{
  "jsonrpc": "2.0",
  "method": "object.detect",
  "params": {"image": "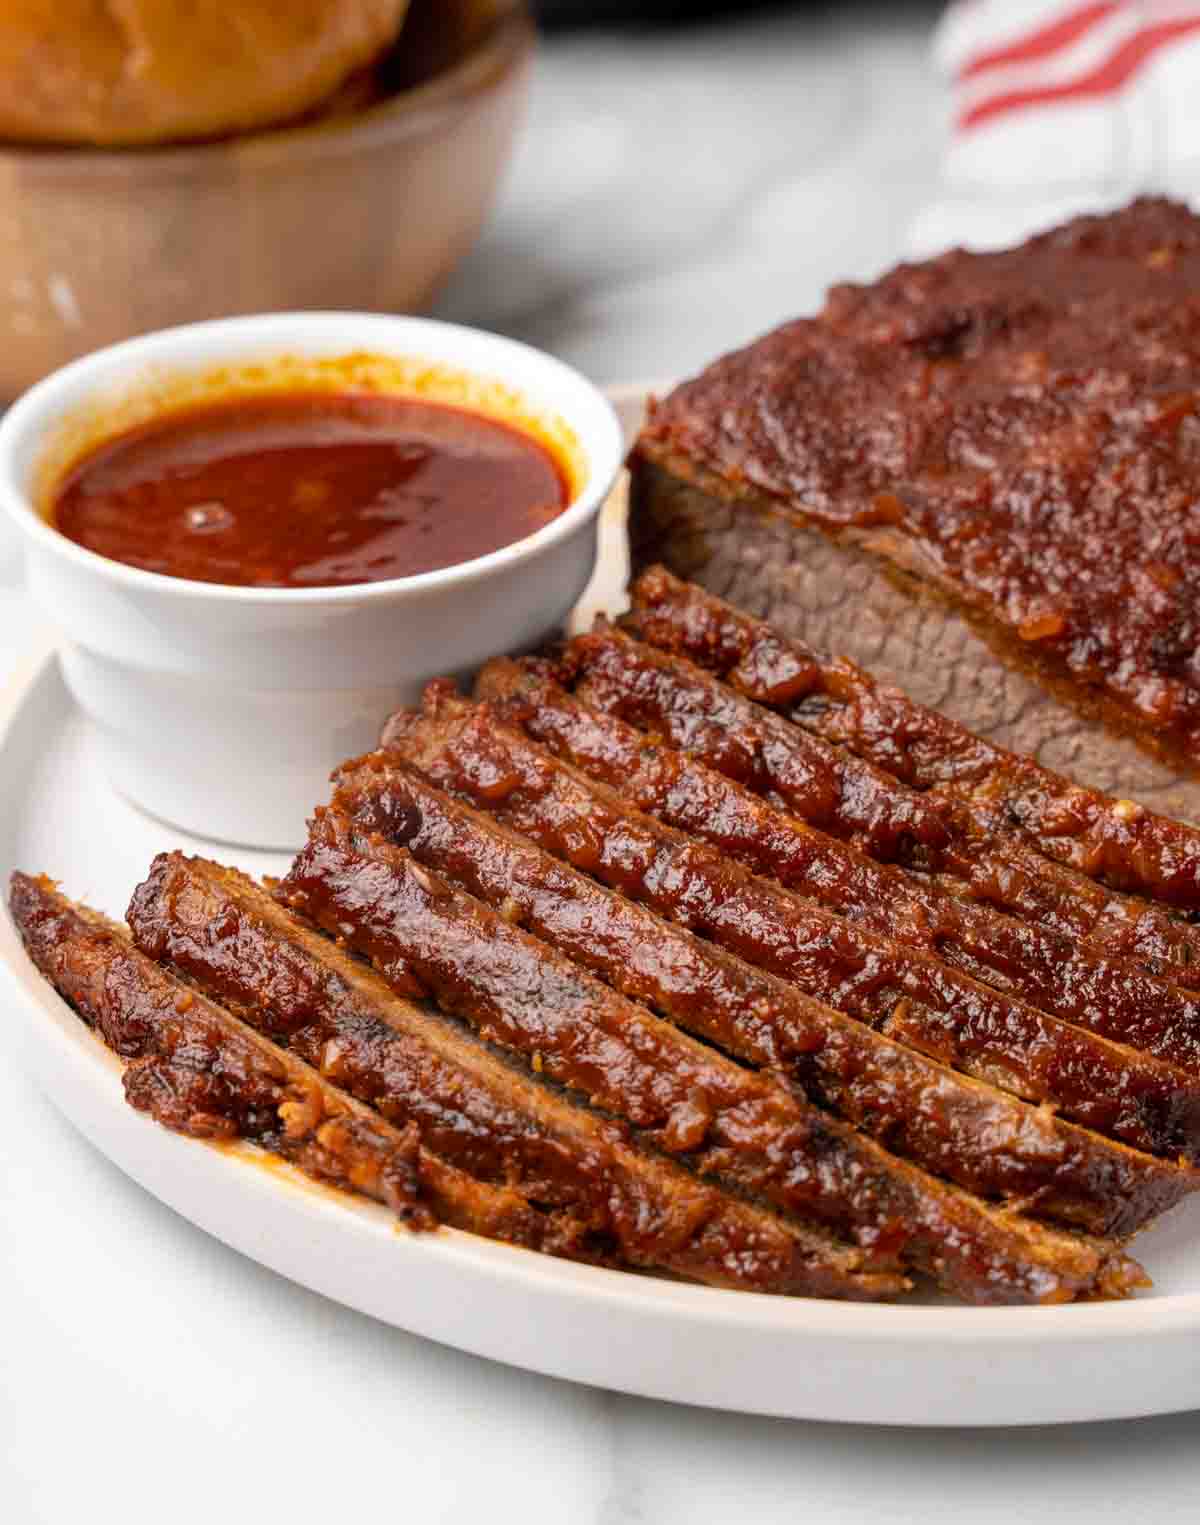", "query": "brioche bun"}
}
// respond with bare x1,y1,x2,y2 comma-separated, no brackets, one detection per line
0,0,411,146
